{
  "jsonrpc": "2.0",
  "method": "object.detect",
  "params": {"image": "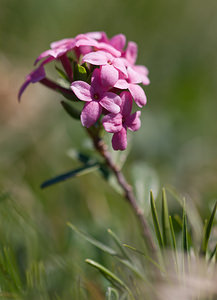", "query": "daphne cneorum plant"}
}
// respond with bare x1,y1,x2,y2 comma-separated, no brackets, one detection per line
17,32,217,300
